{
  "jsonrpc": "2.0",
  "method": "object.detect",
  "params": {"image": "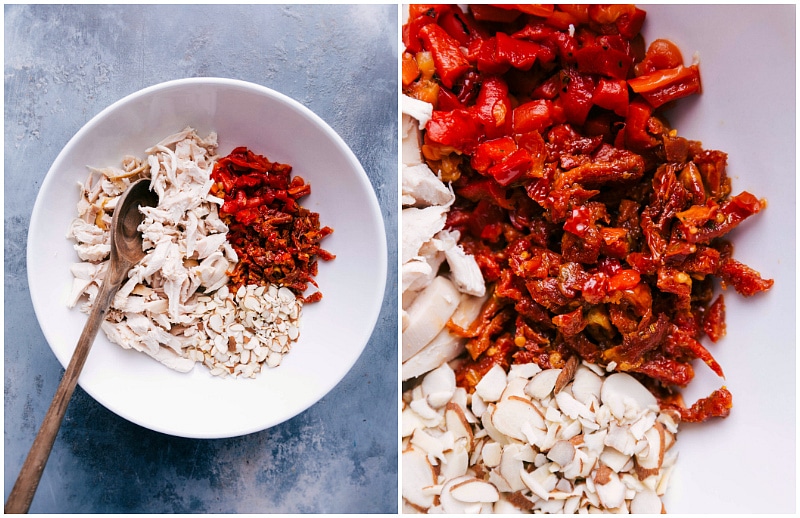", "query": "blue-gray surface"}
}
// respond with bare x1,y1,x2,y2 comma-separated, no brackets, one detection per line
4,4,398,513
